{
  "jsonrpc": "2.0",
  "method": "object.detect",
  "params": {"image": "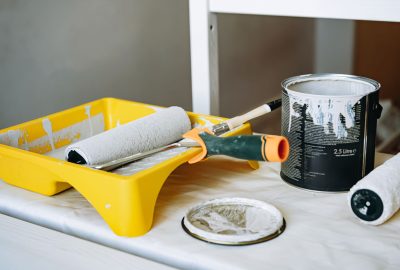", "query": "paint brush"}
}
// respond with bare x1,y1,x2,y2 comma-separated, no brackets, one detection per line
211,97,282,136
